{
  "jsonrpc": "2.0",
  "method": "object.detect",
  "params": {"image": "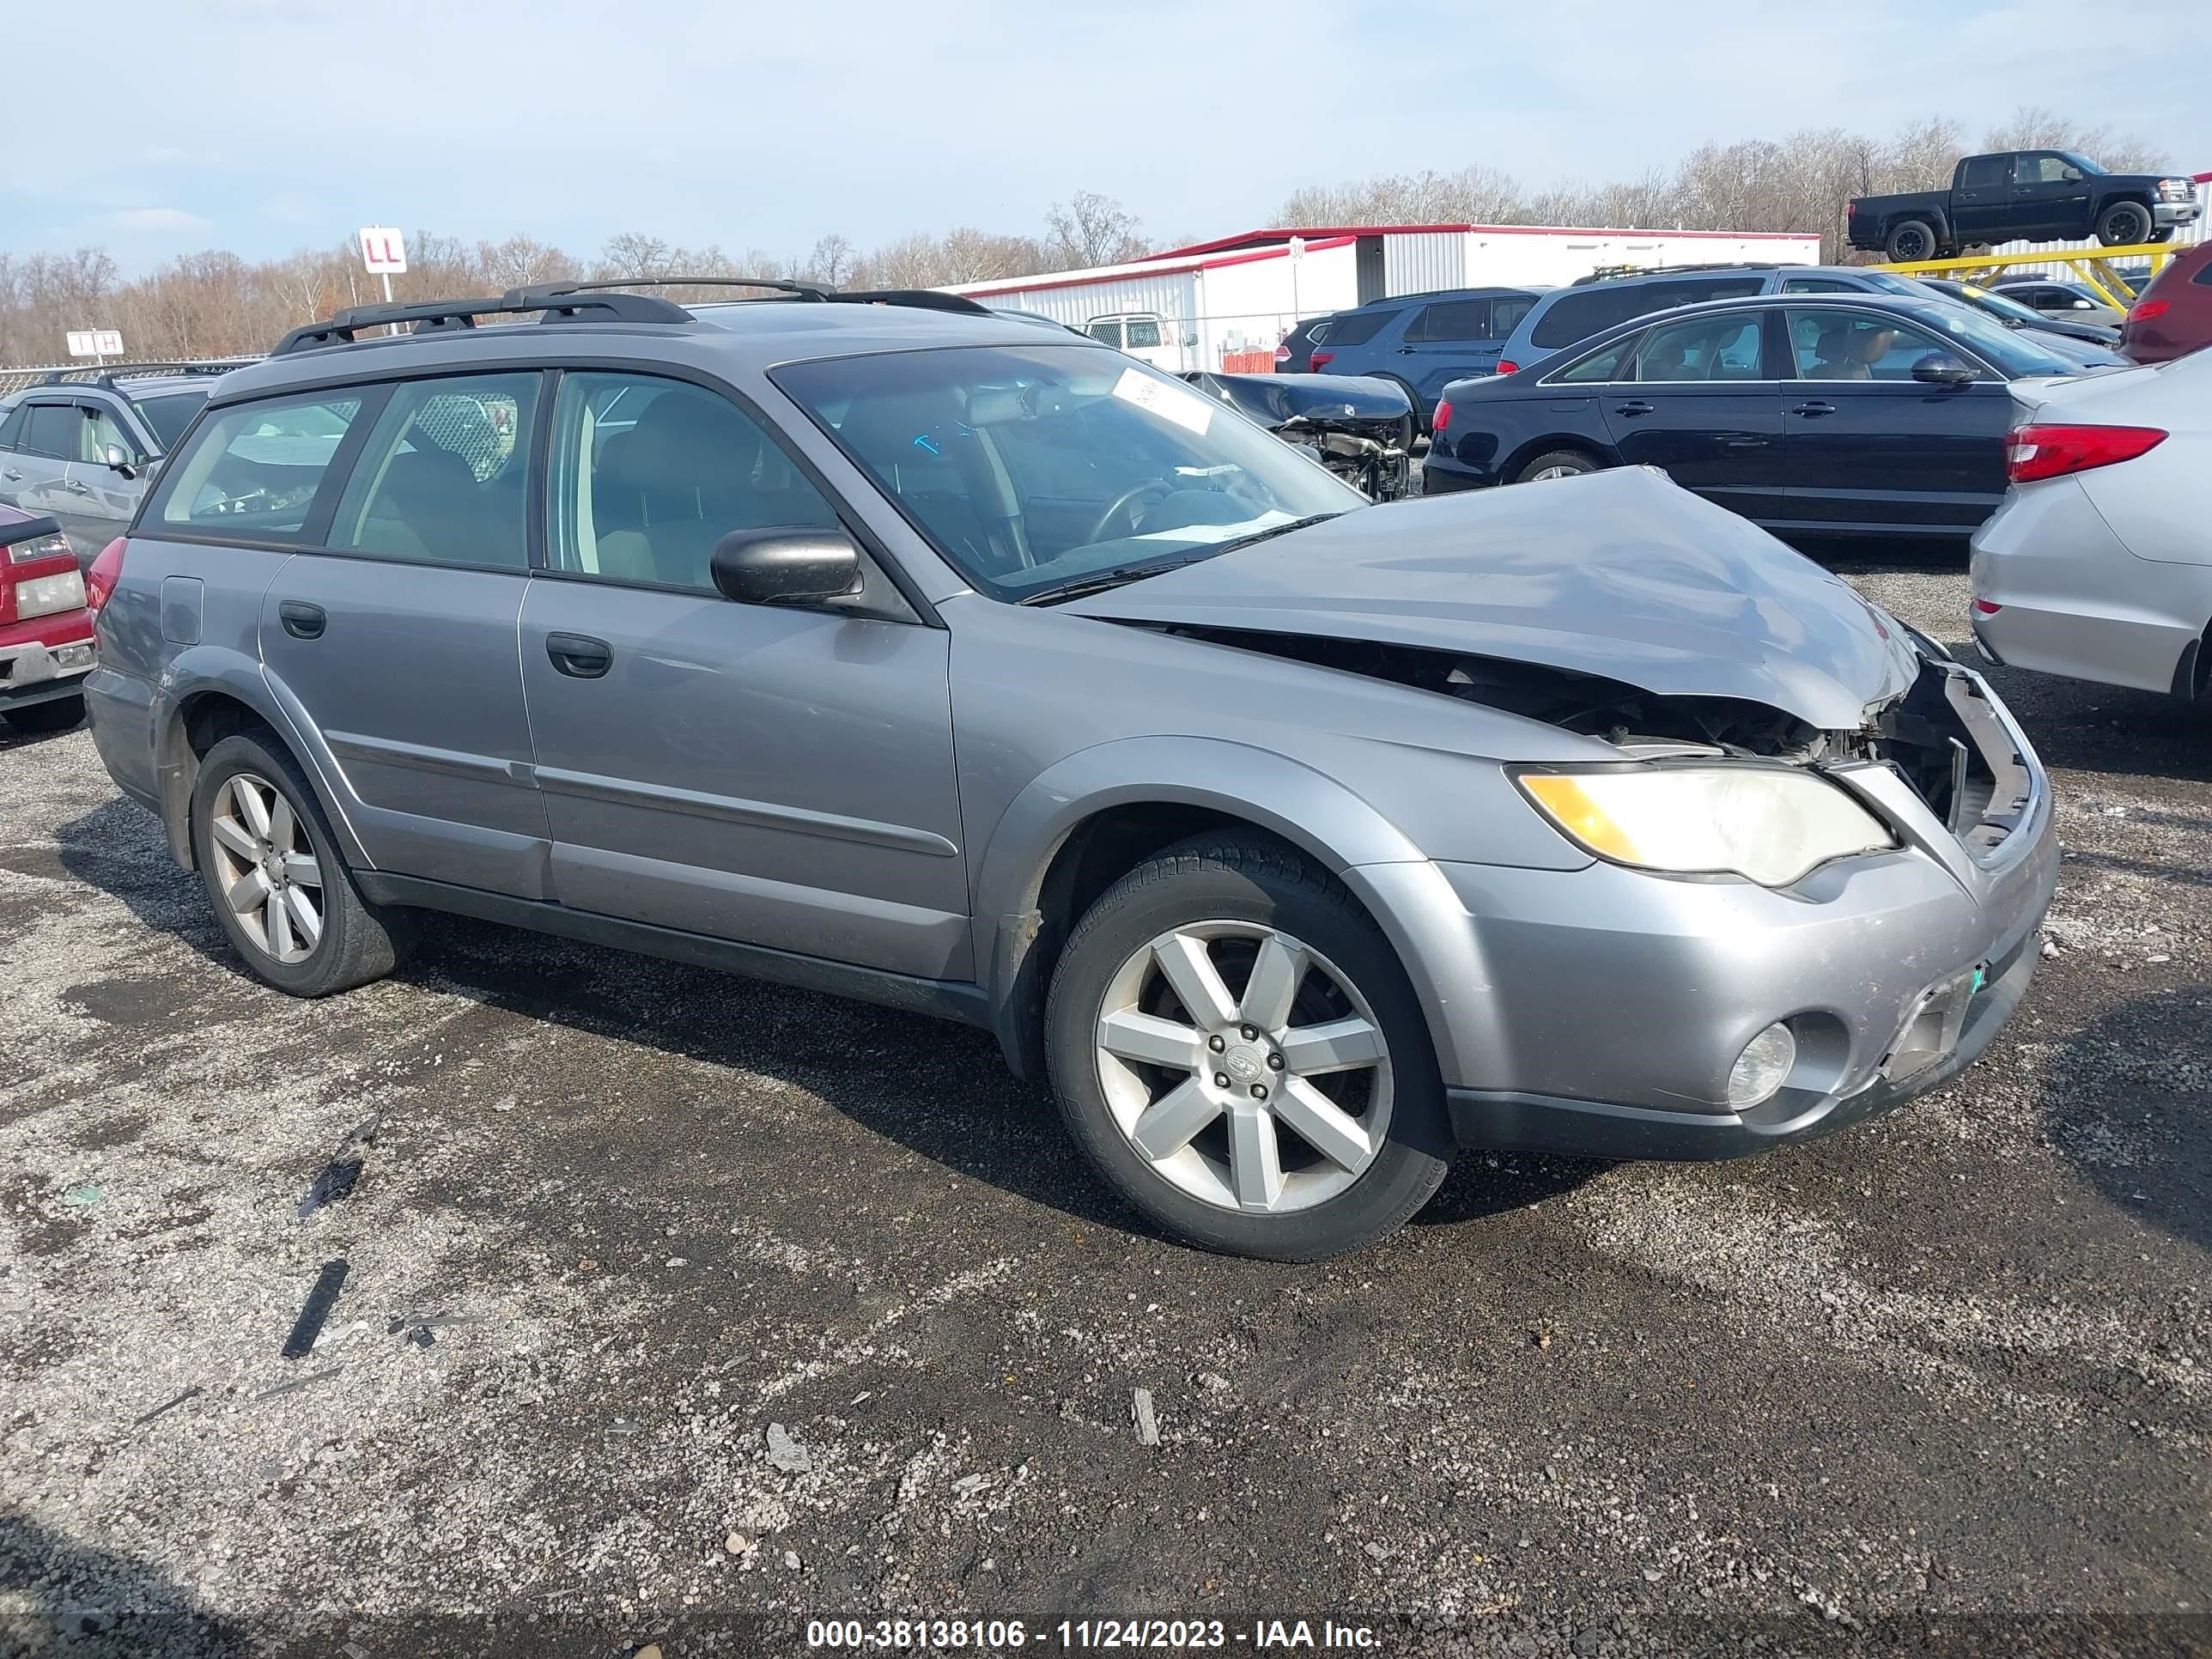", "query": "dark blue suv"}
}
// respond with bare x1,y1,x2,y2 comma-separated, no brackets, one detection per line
1305,287,1541,431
